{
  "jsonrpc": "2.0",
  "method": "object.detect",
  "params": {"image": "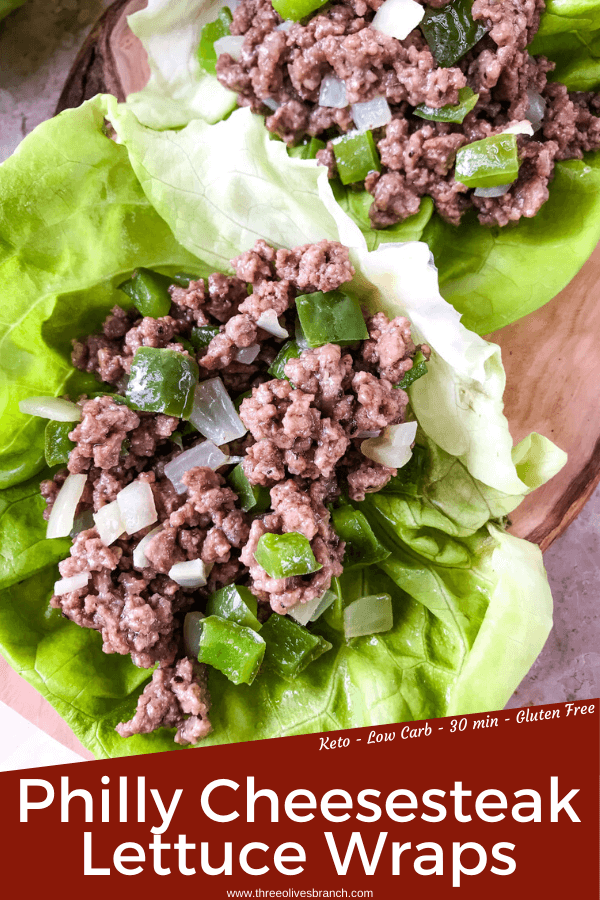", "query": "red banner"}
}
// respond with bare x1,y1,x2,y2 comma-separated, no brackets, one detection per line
2,699,598,897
